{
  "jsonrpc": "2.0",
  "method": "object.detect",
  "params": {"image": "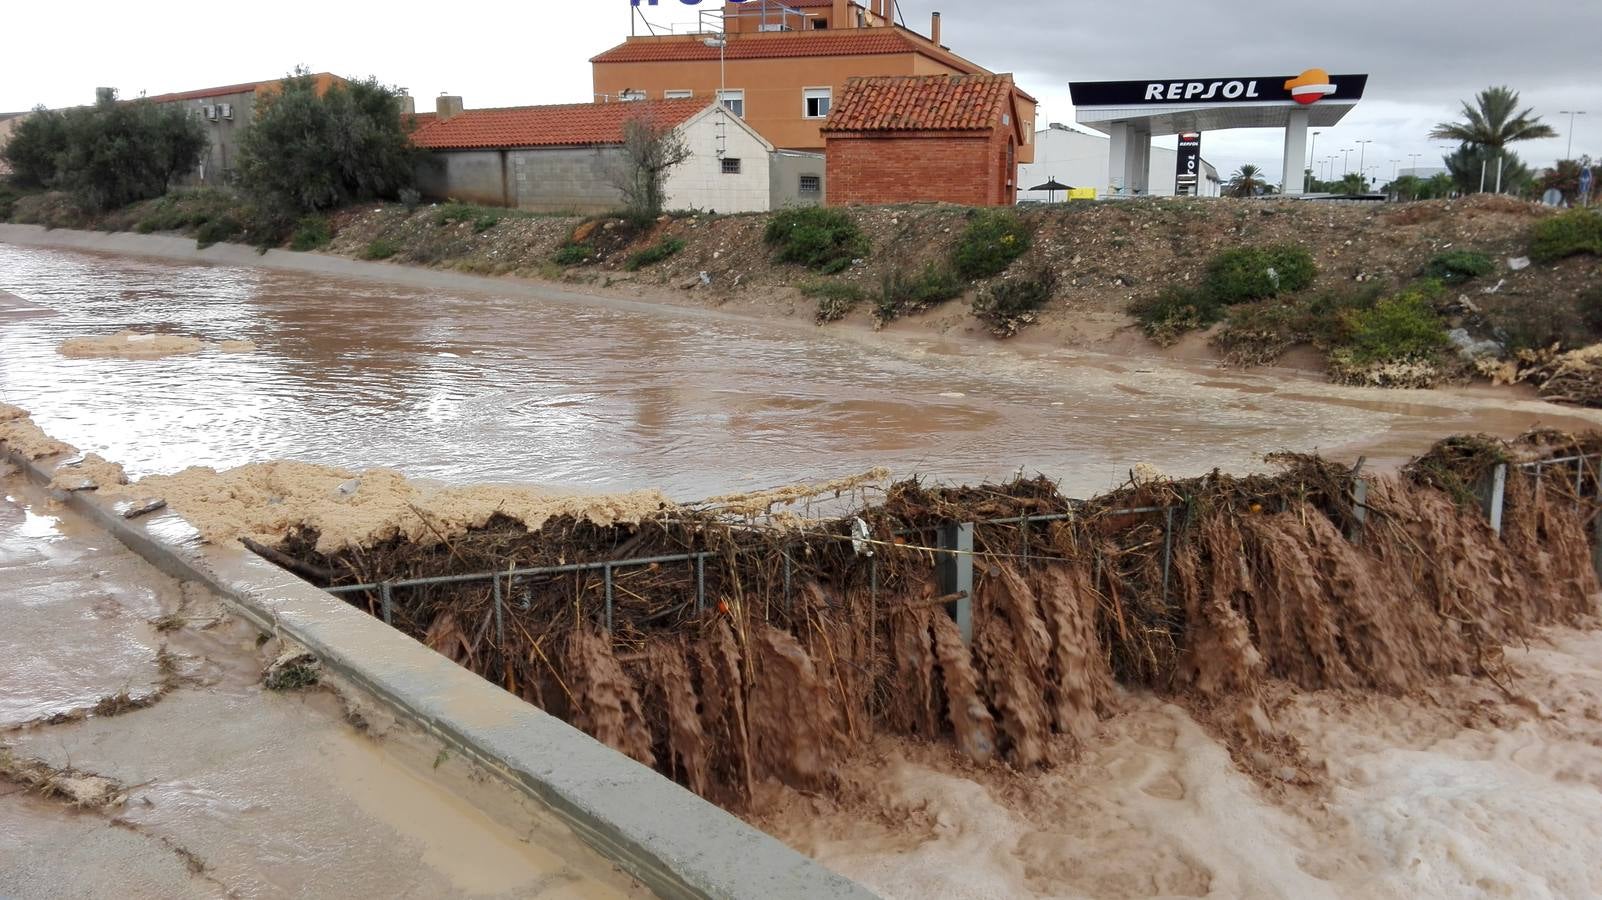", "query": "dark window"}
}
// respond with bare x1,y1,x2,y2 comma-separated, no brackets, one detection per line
799,175,822,193
721,158,742,175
